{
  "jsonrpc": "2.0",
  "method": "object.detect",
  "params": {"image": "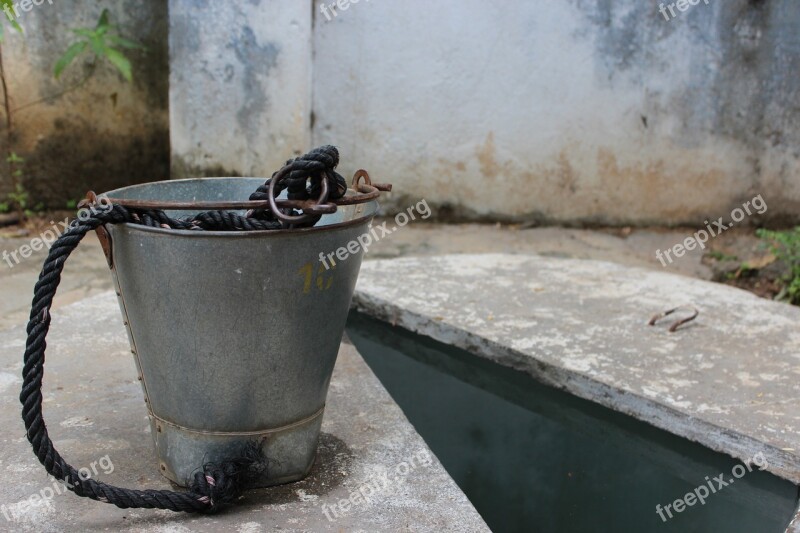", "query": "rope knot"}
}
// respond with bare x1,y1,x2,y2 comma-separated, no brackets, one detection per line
248,145,347,225
188,442,270,512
